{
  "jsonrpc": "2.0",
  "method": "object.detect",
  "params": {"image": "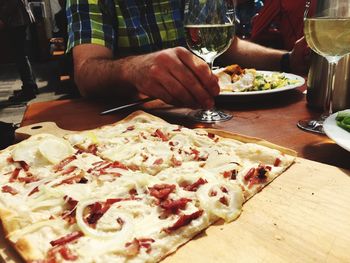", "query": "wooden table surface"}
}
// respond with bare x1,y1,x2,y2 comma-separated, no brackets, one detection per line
20,88,350,170
2,87,349,263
